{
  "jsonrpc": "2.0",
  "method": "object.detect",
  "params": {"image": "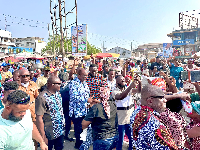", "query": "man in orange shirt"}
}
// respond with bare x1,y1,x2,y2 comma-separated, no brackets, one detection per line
18,69,39,122
18,69,39,150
